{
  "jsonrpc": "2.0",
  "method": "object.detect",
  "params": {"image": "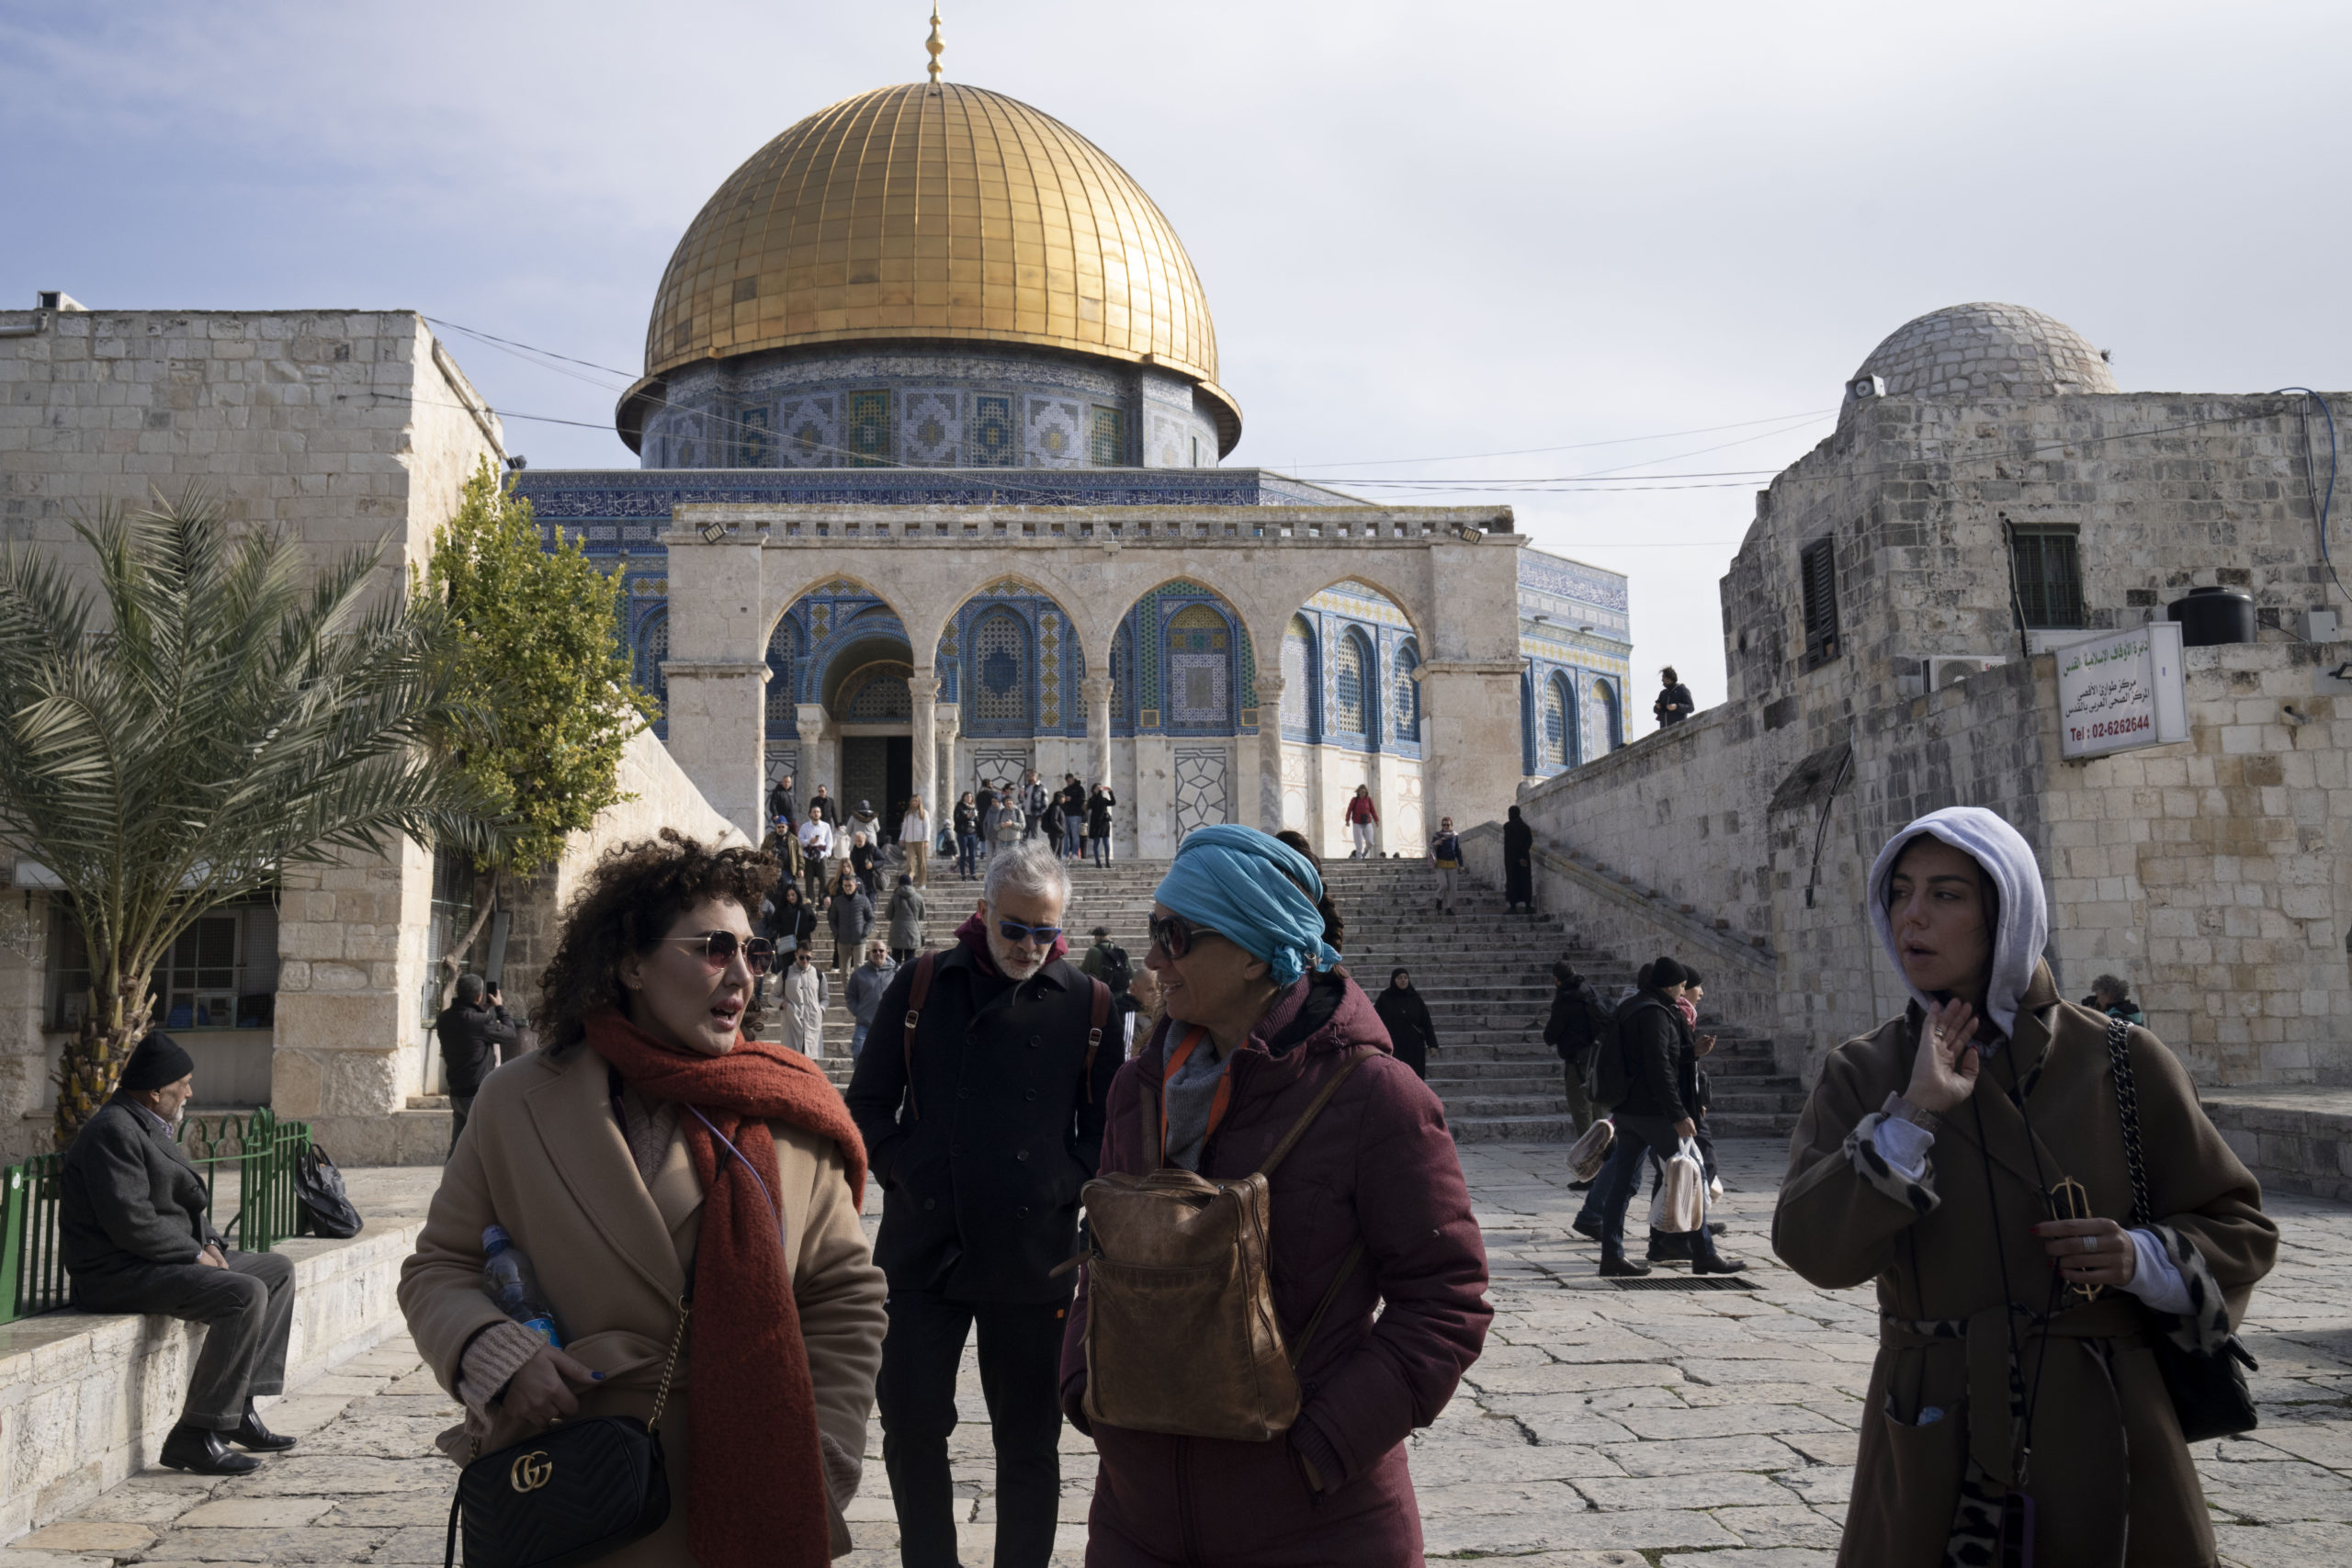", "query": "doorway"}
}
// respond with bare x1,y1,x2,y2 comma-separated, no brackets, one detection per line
841,736,913,840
